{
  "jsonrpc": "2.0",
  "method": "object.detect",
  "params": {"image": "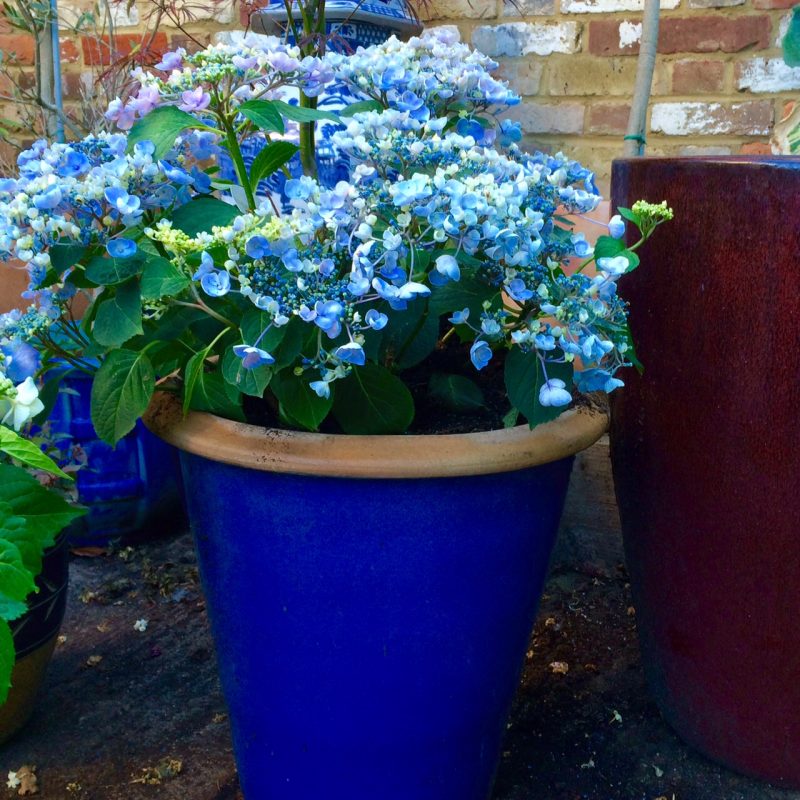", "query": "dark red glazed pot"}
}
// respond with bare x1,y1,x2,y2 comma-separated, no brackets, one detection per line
610,156,800,786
